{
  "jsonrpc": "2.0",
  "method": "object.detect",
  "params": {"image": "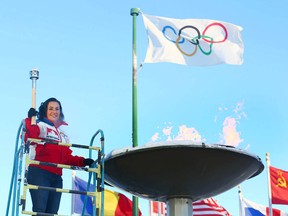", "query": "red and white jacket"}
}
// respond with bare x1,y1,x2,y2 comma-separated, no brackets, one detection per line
24,117,85,176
